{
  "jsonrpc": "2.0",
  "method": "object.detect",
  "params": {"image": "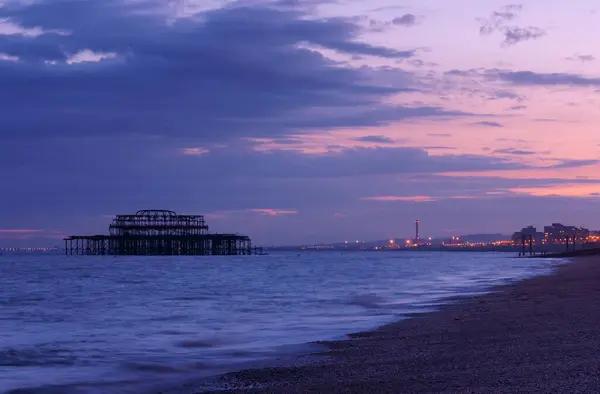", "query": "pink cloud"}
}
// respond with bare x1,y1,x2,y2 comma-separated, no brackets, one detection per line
0,229,44,234
0,229,45,240
506,183,600,197
181,147,209,156
361,195,477,202
0,229,66,240
362,195,437,202
332,212,350,218
249,208,298,216
204,212,231,220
